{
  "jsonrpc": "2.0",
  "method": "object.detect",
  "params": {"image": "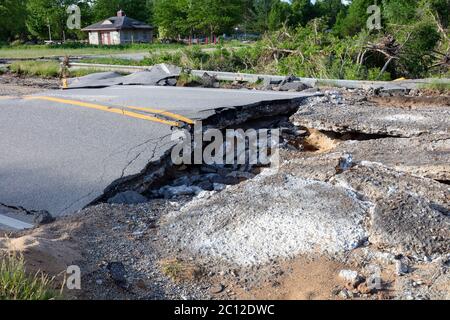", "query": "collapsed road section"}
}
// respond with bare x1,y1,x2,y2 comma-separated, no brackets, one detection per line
1,86,447,300
0,85,317,228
